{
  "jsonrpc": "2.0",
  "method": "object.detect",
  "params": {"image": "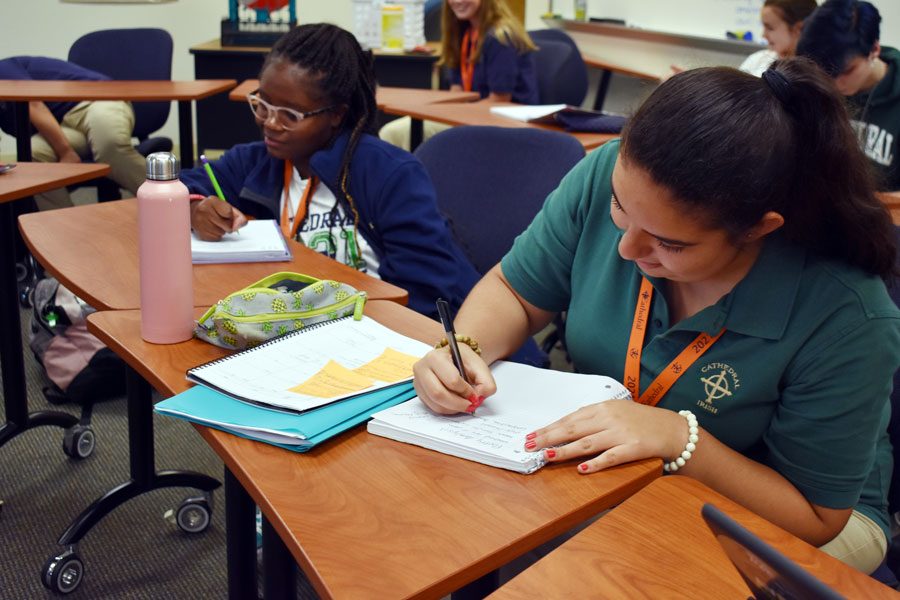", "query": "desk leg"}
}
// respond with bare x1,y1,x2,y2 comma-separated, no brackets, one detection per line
14,101,32,162
410,118,424,152
178,100,195,170
54,367,221,546
593,70,613,112
262,516,296,600
451,570,500,600
0,199,78,450
225,468,257,600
